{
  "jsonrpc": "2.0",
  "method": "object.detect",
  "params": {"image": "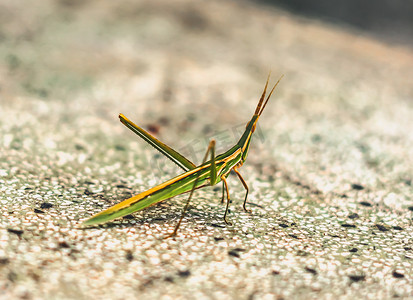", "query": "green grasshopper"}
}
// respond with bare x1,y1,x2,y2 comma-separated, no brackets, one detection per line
83,74,283,236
